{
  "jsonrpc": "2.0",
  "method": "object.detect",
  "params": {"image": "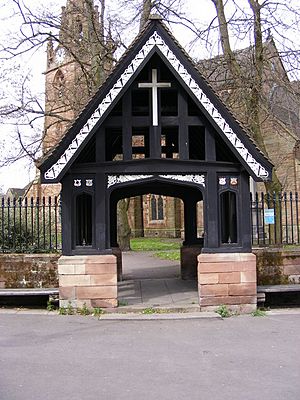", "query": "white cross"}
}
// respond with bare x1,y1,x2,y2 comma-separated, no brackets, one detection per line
138,68,171,126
